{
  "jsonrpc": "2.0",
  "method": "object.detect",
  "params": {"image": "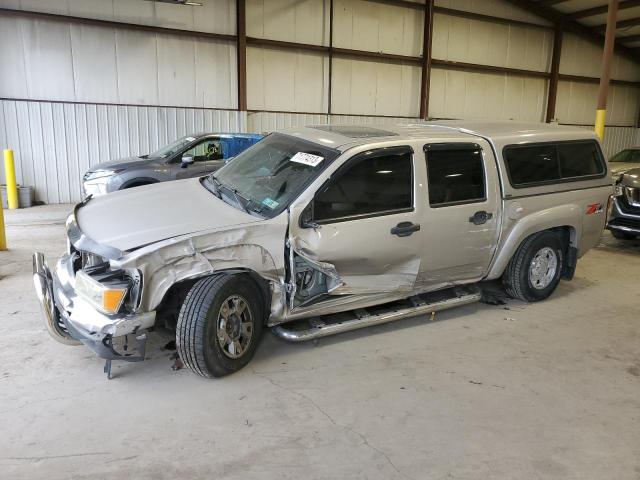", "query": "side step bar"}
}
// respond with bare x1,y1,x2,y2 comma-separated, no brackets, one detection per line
272,289,482,342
